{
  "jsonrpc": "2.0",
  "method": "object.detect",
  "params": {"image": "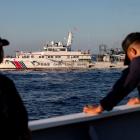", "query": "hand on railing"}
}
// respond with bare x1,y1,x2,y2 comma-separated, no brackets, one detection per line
127,97,140,106
83,104,104,115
